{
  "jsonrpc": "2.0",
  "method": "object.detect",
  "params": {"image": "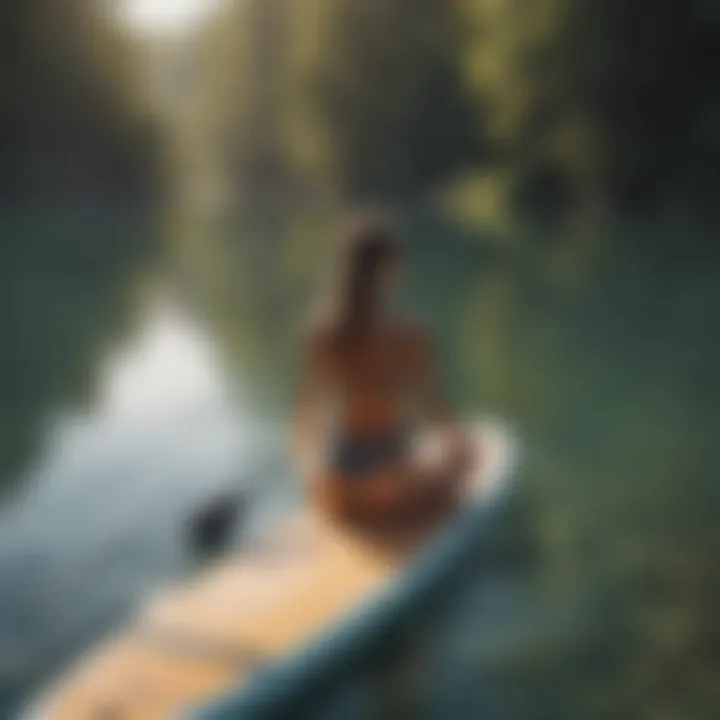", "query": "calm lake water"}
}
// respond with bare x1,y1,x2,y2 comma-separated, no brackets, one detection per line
0,298,298,715
1,210,718,718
